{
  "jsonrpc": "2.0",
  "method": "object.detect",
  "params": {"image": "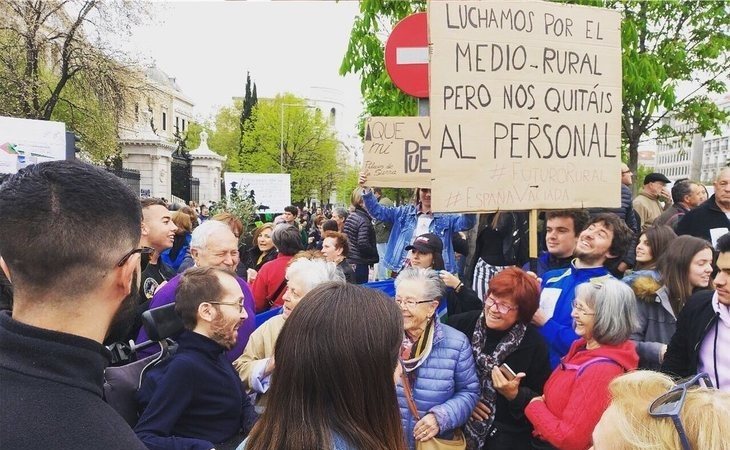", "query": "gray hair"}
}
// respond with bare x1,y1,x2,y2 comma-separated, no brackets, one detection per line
394,267,444,301
333,207,349,220
190,220,234,250
271,224,304,255
286,258,346,295
576,279,638,345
